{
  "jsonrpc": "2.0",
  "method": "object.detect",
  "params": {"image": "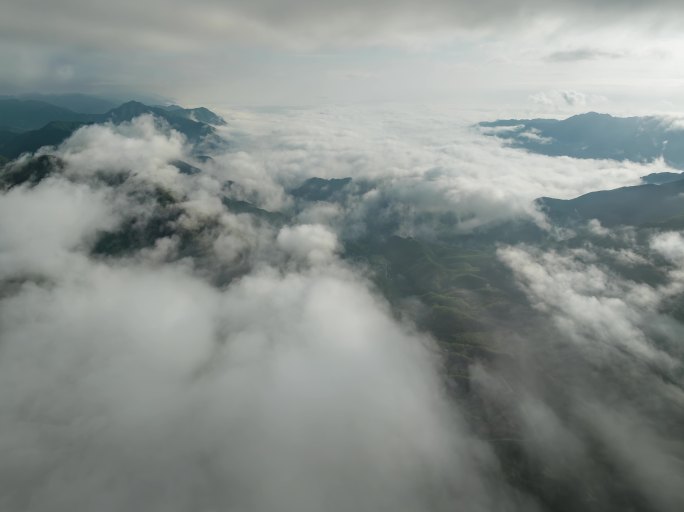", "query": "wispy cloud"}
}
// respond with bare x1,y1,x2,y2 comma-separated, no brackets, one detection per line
545,47,626,62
